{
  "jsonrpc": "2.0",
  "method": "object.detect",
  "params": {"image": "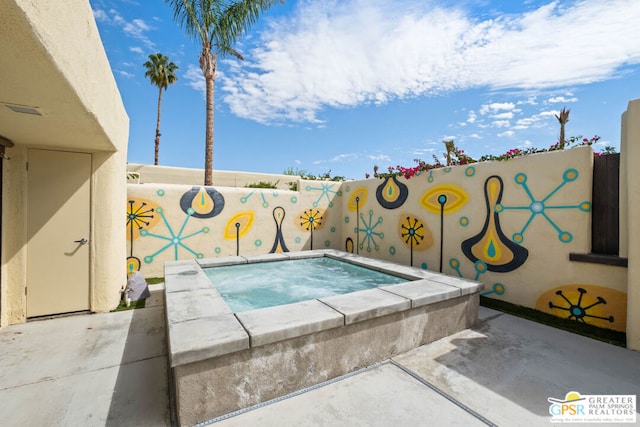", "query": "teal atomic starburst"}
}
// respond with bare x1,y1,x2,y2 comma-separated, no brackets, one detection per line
496,169,591,244
240,190,279,208
355,209,384,252
306,182,342,207
140,207,209,263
